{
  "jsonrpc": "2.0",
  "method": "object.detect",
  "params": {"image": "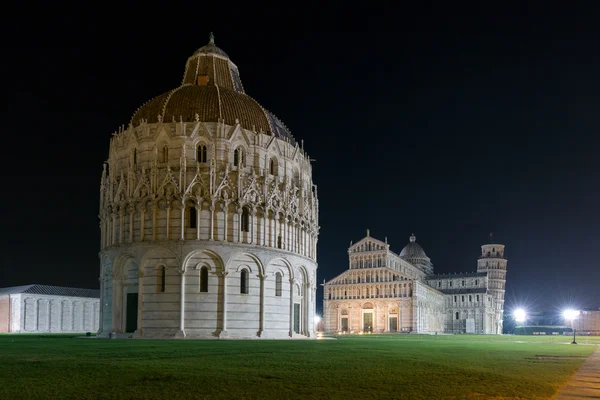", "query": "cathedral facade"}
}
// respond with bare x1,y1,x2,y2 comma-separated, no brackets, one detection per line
98,35,319,339
323,232,506,335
